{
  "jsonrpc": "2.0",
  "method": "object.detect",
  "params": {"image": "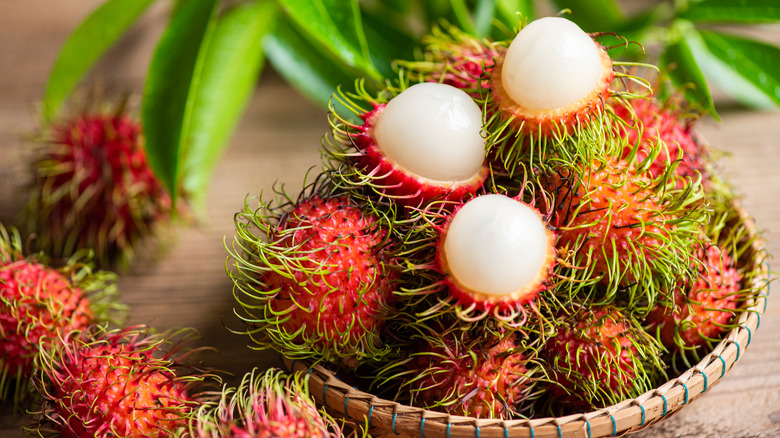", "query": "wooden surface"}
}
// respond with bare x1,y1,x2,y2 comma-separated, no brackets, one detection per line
1,1,779,436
